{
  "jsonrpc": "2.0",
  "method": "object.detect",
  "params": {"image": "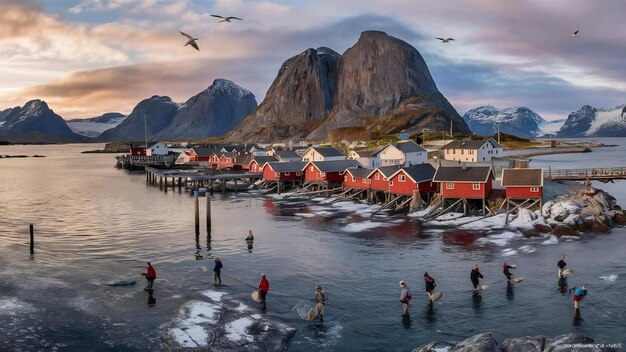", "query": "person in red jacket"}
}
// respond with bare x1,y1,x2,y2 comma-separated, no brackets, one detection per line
259,273,269,306
142,262,157,290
